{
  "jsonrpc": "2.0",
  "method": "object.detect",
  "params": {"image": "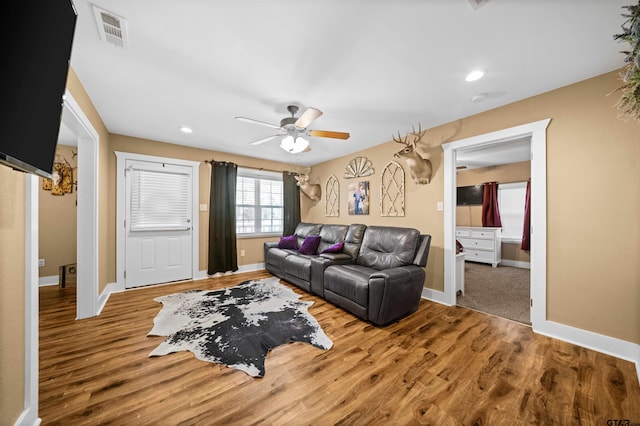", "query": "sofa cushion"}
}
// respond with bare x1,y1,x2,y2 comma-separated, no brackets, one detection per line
266,247,296,270
284,254,313,281
320,241,344,254
299,235,321,255
317,224,349,253
343,224,367,259
278,234,298,249
294,223,323,247
324,264,375,306
357,226,420,270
